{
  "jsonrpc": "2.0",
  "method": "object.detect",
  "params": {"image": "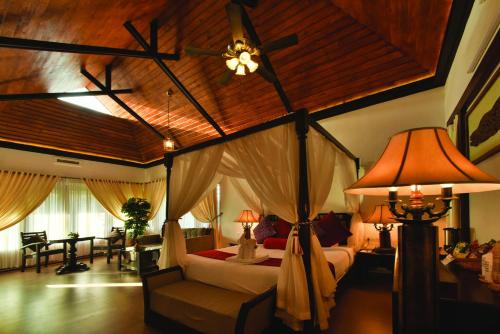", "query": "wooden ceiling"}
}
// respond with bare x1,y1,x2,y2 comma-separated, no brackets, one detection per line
0,0,456,164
